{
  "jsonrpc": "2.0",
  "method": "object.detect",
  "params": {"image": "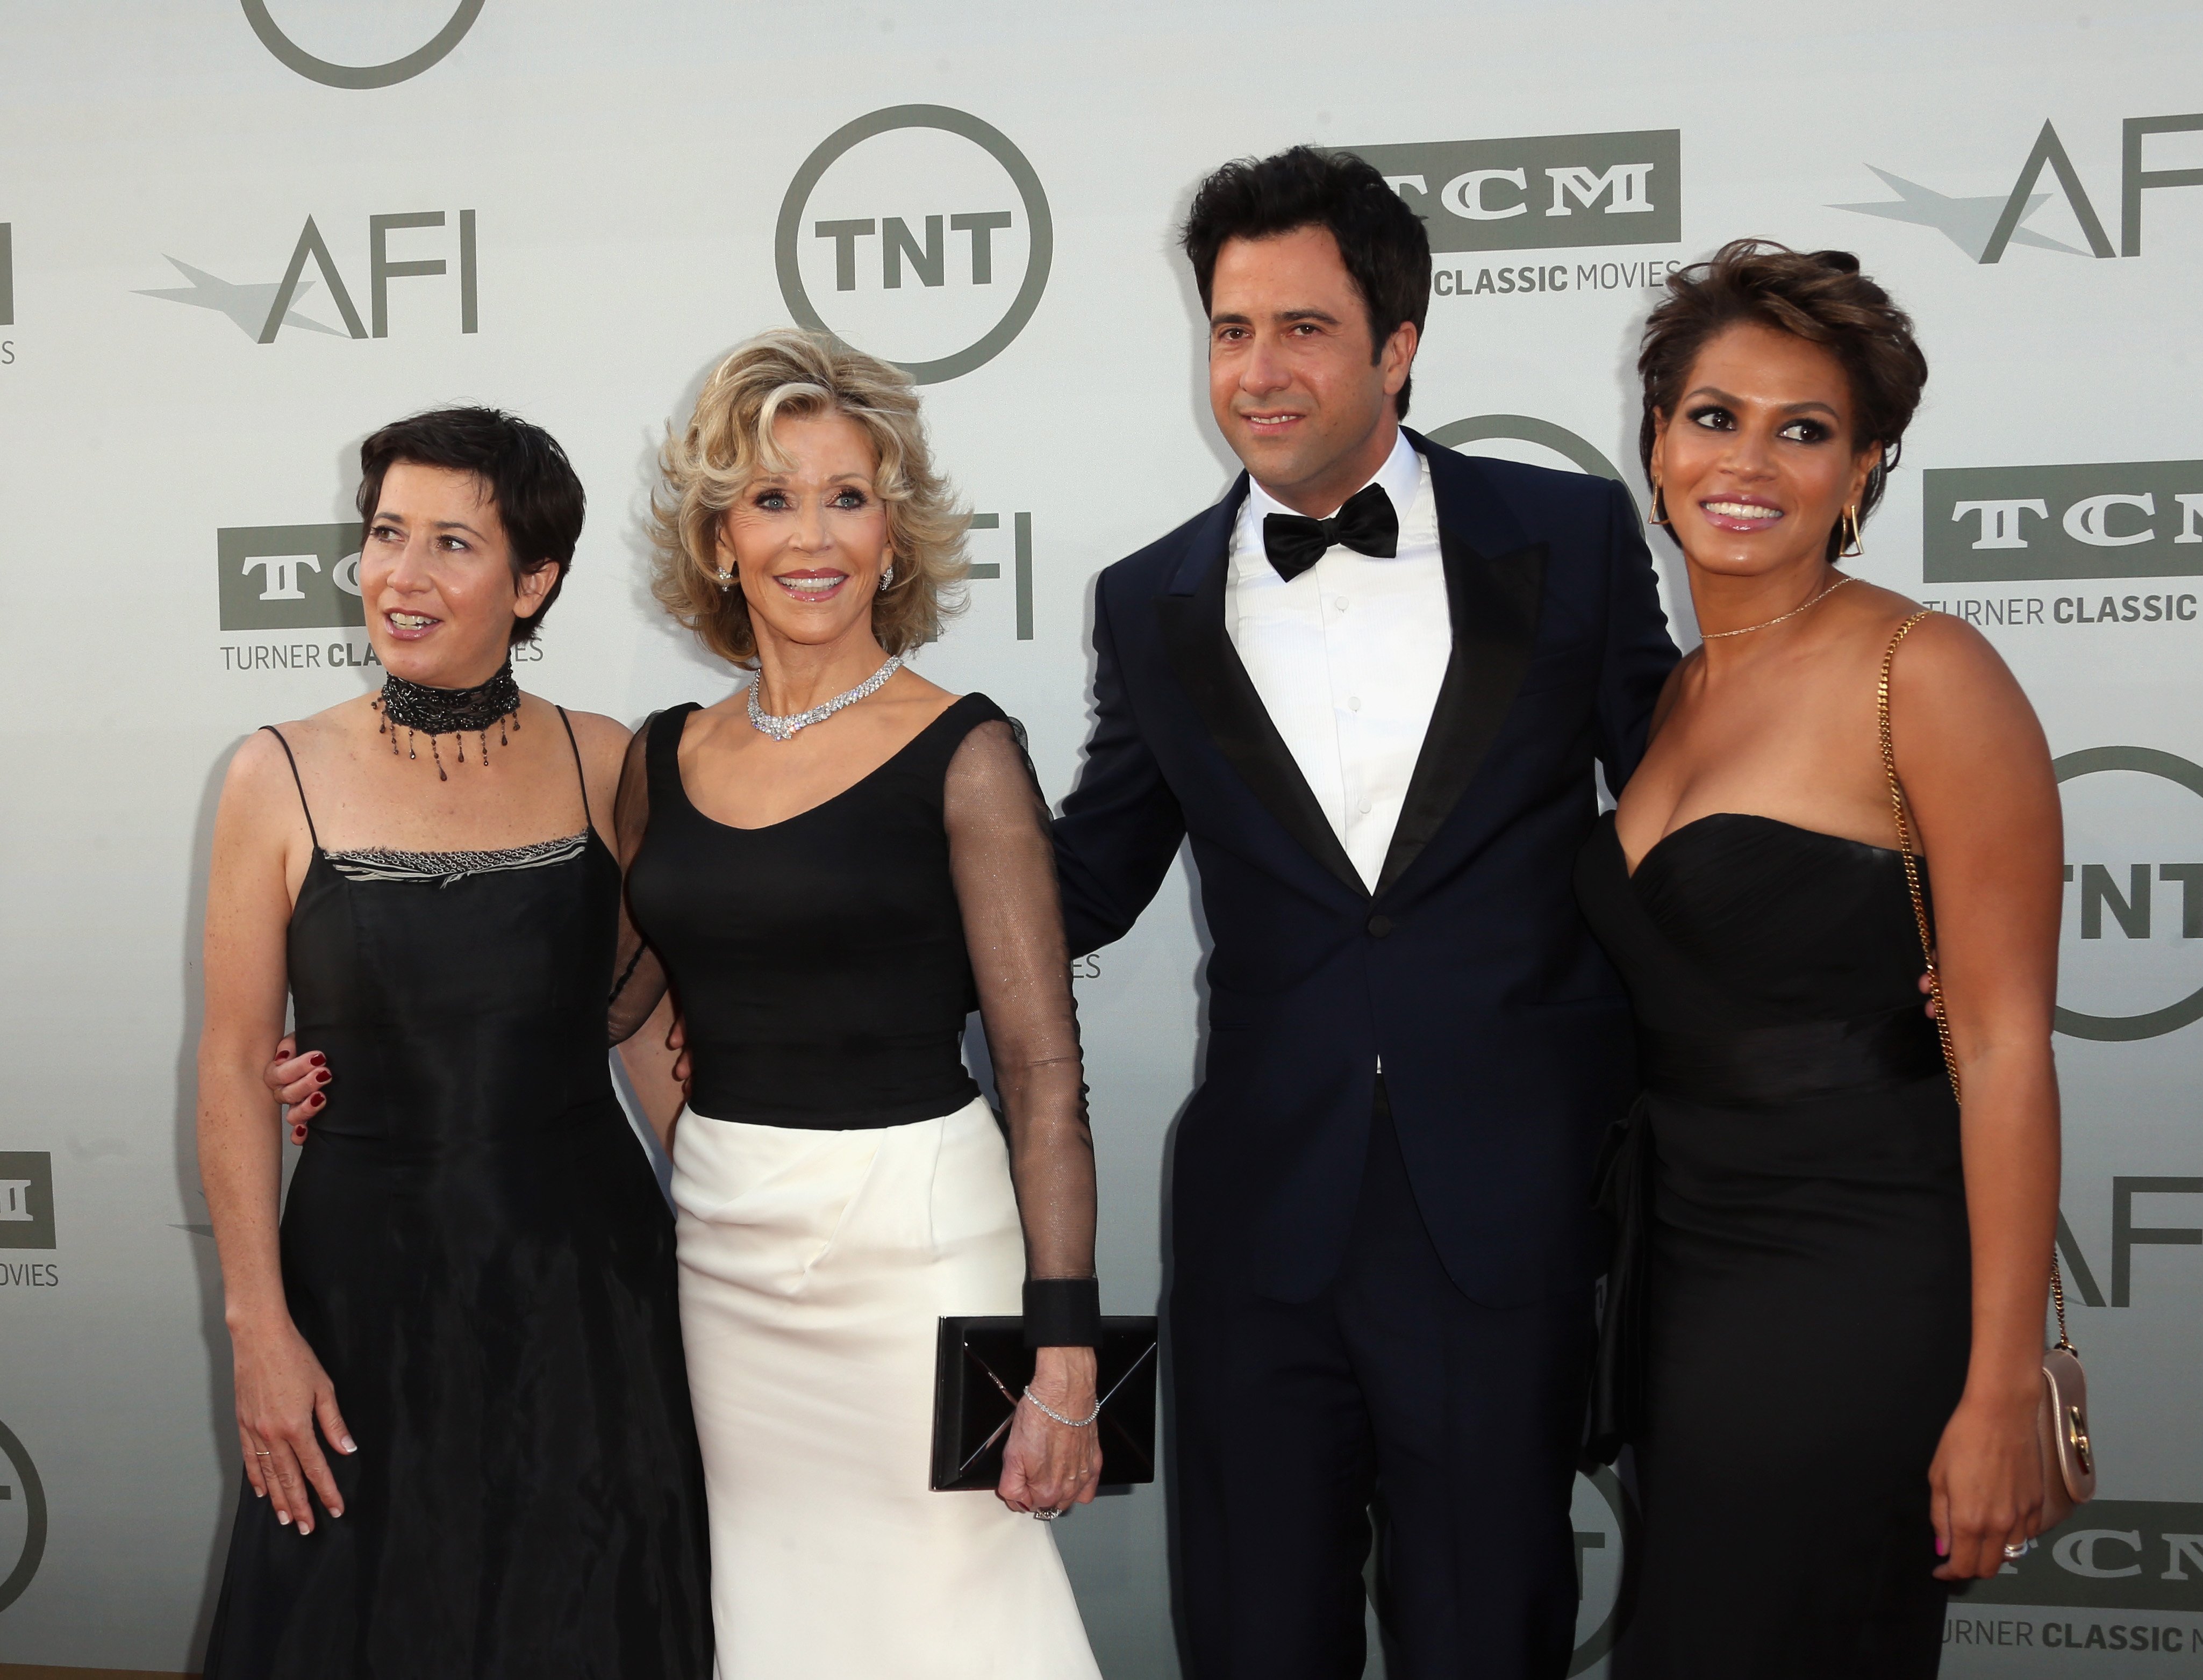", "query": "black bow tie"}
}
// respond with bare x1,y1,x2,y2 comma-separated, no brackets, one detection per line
1261,482,1400,581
